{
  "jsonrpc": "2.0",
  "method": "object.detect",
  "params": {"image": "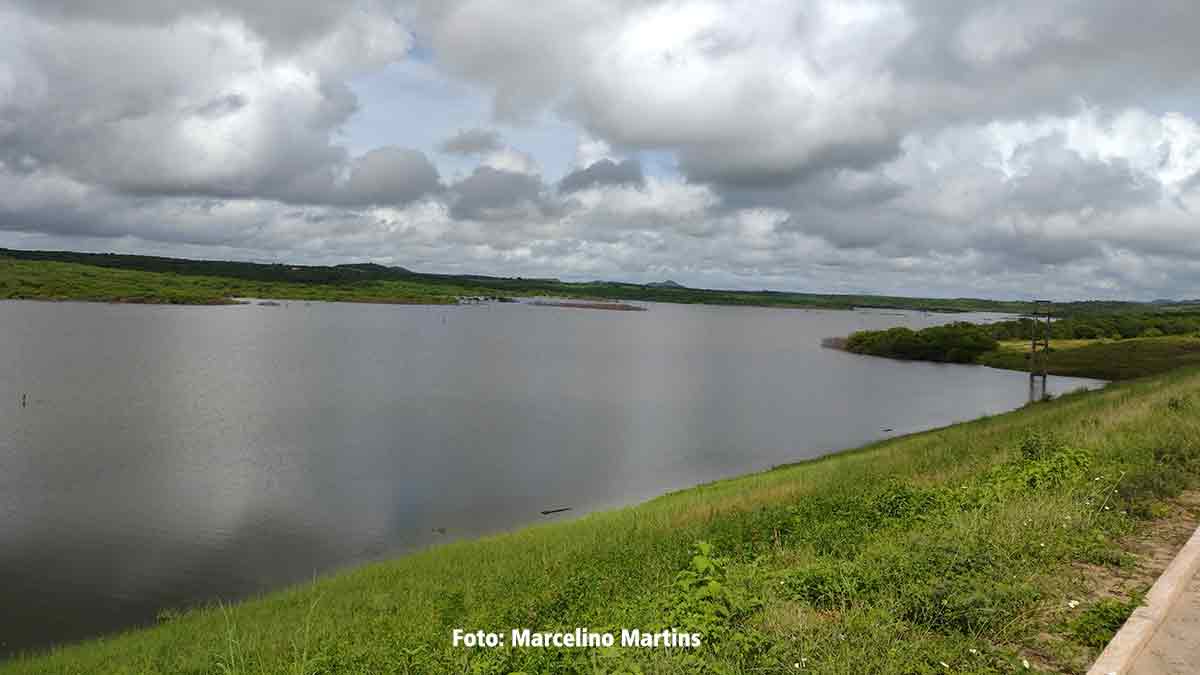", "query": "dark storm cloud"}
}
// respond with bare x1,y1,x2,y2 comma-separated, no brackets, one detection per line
1006,138,1161,215
715,169,909,213
438,128,504,156
969,228,1105,267
674,128,906,190
447,166,549,220
335,147,442,206
559,159,644,193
